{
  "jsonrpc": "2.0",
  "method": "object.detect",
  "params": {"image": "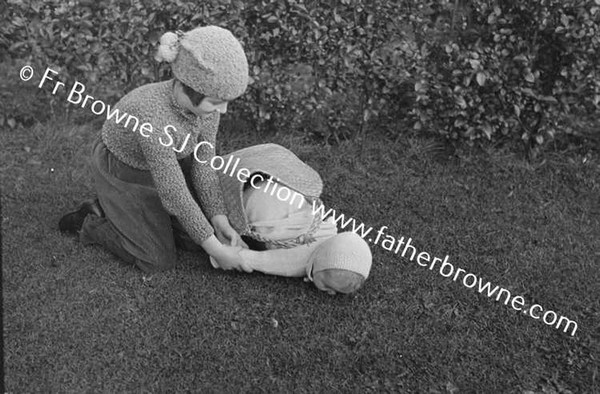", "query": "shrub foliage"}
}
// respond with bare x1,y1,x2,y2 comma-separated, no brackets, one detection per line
2,0,598,148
